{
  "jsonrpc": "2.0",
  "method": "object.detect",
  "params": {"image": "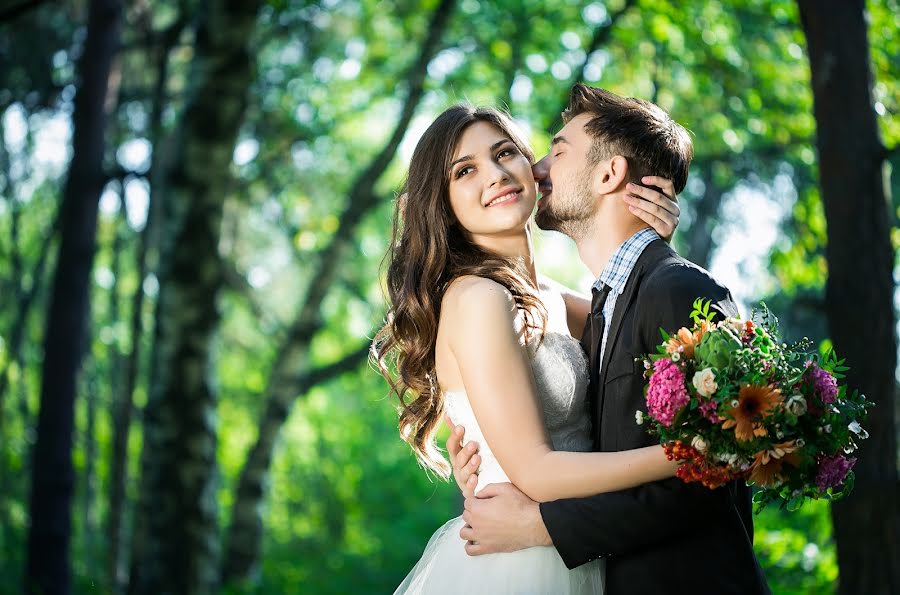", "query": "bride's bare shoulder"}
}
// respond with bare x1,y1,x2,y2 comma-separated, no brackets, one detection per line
442,275,515,314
